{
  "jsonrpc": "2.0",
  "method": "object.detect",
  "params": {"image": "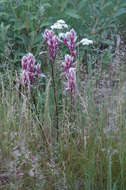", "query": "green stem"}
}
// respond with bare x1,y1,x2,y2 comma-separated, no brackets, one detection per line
51,61,59,140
